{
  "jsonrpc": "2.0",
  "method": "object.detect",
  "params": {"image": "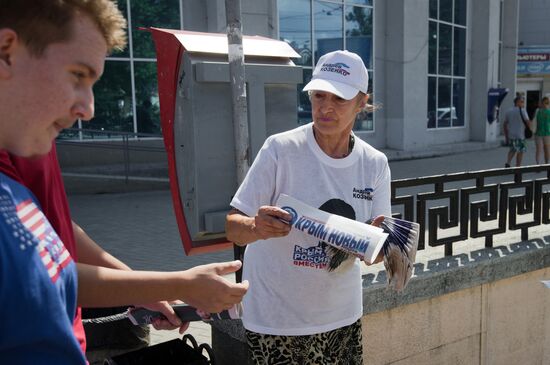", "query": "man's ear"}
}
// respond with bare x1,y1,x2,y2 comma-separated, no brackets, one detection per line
0,28,19,78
